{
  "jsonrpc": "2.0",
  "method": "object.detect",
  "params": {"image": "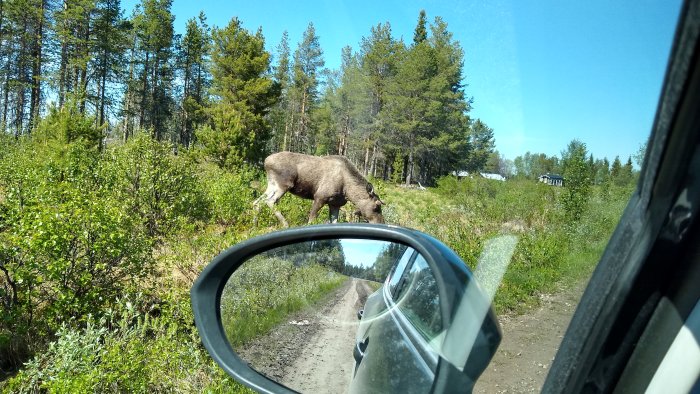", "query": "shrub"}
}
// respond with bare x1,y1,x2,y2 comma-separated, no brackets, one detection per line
3,300,247,394
199,163,260,225
0,138,154,371
104,134,209,237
